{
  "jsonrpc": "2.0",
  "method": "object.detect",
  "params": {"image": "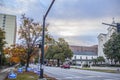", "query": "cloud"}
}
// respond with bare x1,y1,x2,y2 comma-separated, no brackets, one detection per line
48,18,108,35
0,0,25,15
65,36,96,46
48,17,120,46
1,0,120,46
0,0,4,6
49,0,120,20
0,0,42,16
